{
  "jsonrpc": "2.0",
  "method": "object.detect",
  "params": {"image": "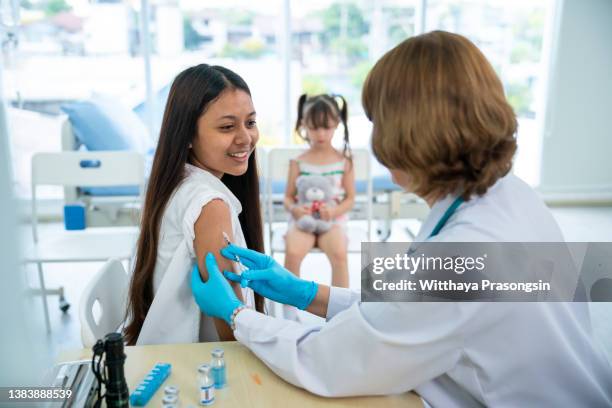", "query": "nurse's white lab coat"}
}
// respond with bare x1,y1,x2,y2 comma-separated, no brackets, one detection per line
137,164,254,345
233,174,612,407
